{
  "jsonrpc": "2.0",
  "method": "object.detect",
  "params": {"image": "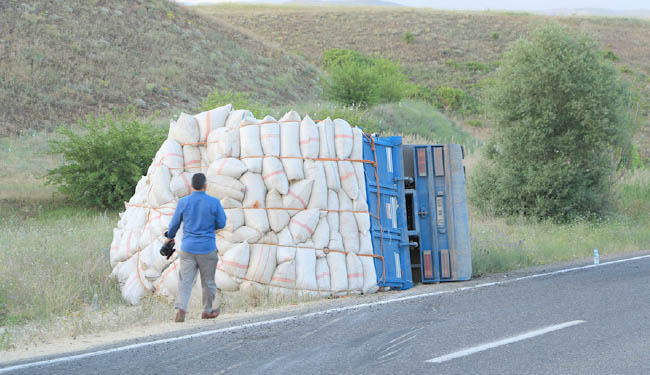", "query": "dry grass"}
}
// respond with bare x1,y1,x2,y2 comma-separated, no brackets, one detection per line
0,0,321,136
